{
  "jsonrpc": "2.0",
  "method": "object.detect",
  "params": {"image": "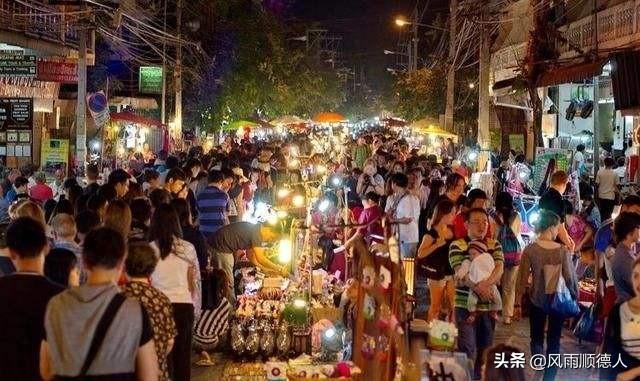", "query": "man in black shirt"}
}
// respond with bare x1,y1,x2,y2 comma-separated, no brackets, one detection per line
208,222,284,303
0,217,64,381
539,170,575,251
